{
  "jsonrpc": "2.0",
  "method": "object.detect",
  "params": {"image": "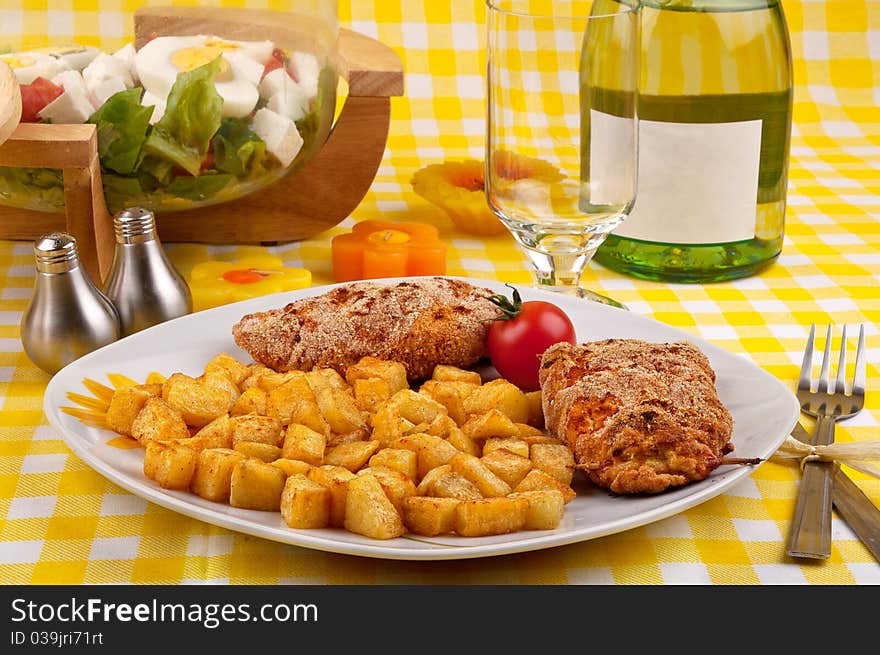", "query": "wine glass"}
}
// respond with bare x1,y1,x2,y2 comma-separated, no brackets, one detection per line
485,0,638,307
